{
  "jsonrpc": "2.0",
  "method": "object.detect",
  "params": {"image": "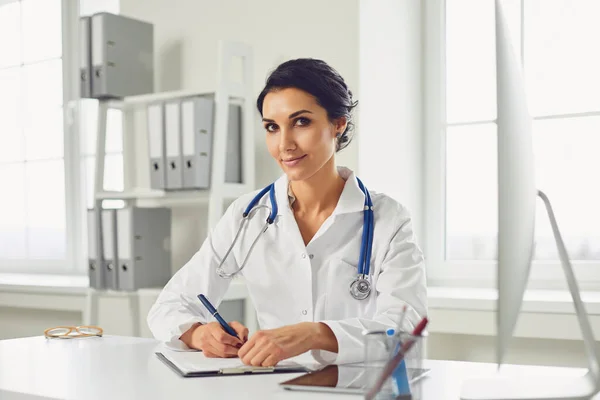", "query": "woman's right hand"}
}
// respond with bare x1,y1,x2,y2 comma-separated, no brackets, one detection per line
180,321,248,358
